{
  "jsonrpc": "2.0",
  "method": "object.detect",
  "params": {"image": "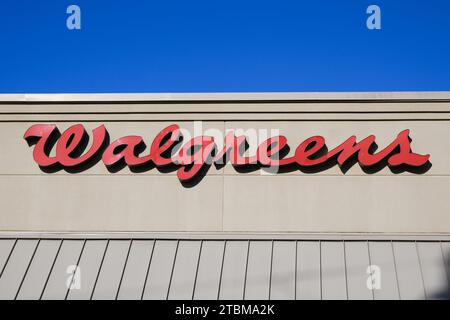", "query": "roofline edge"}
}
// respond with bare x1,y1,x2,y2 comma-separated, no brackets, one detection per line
1,231,449,241
1,92,450,103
